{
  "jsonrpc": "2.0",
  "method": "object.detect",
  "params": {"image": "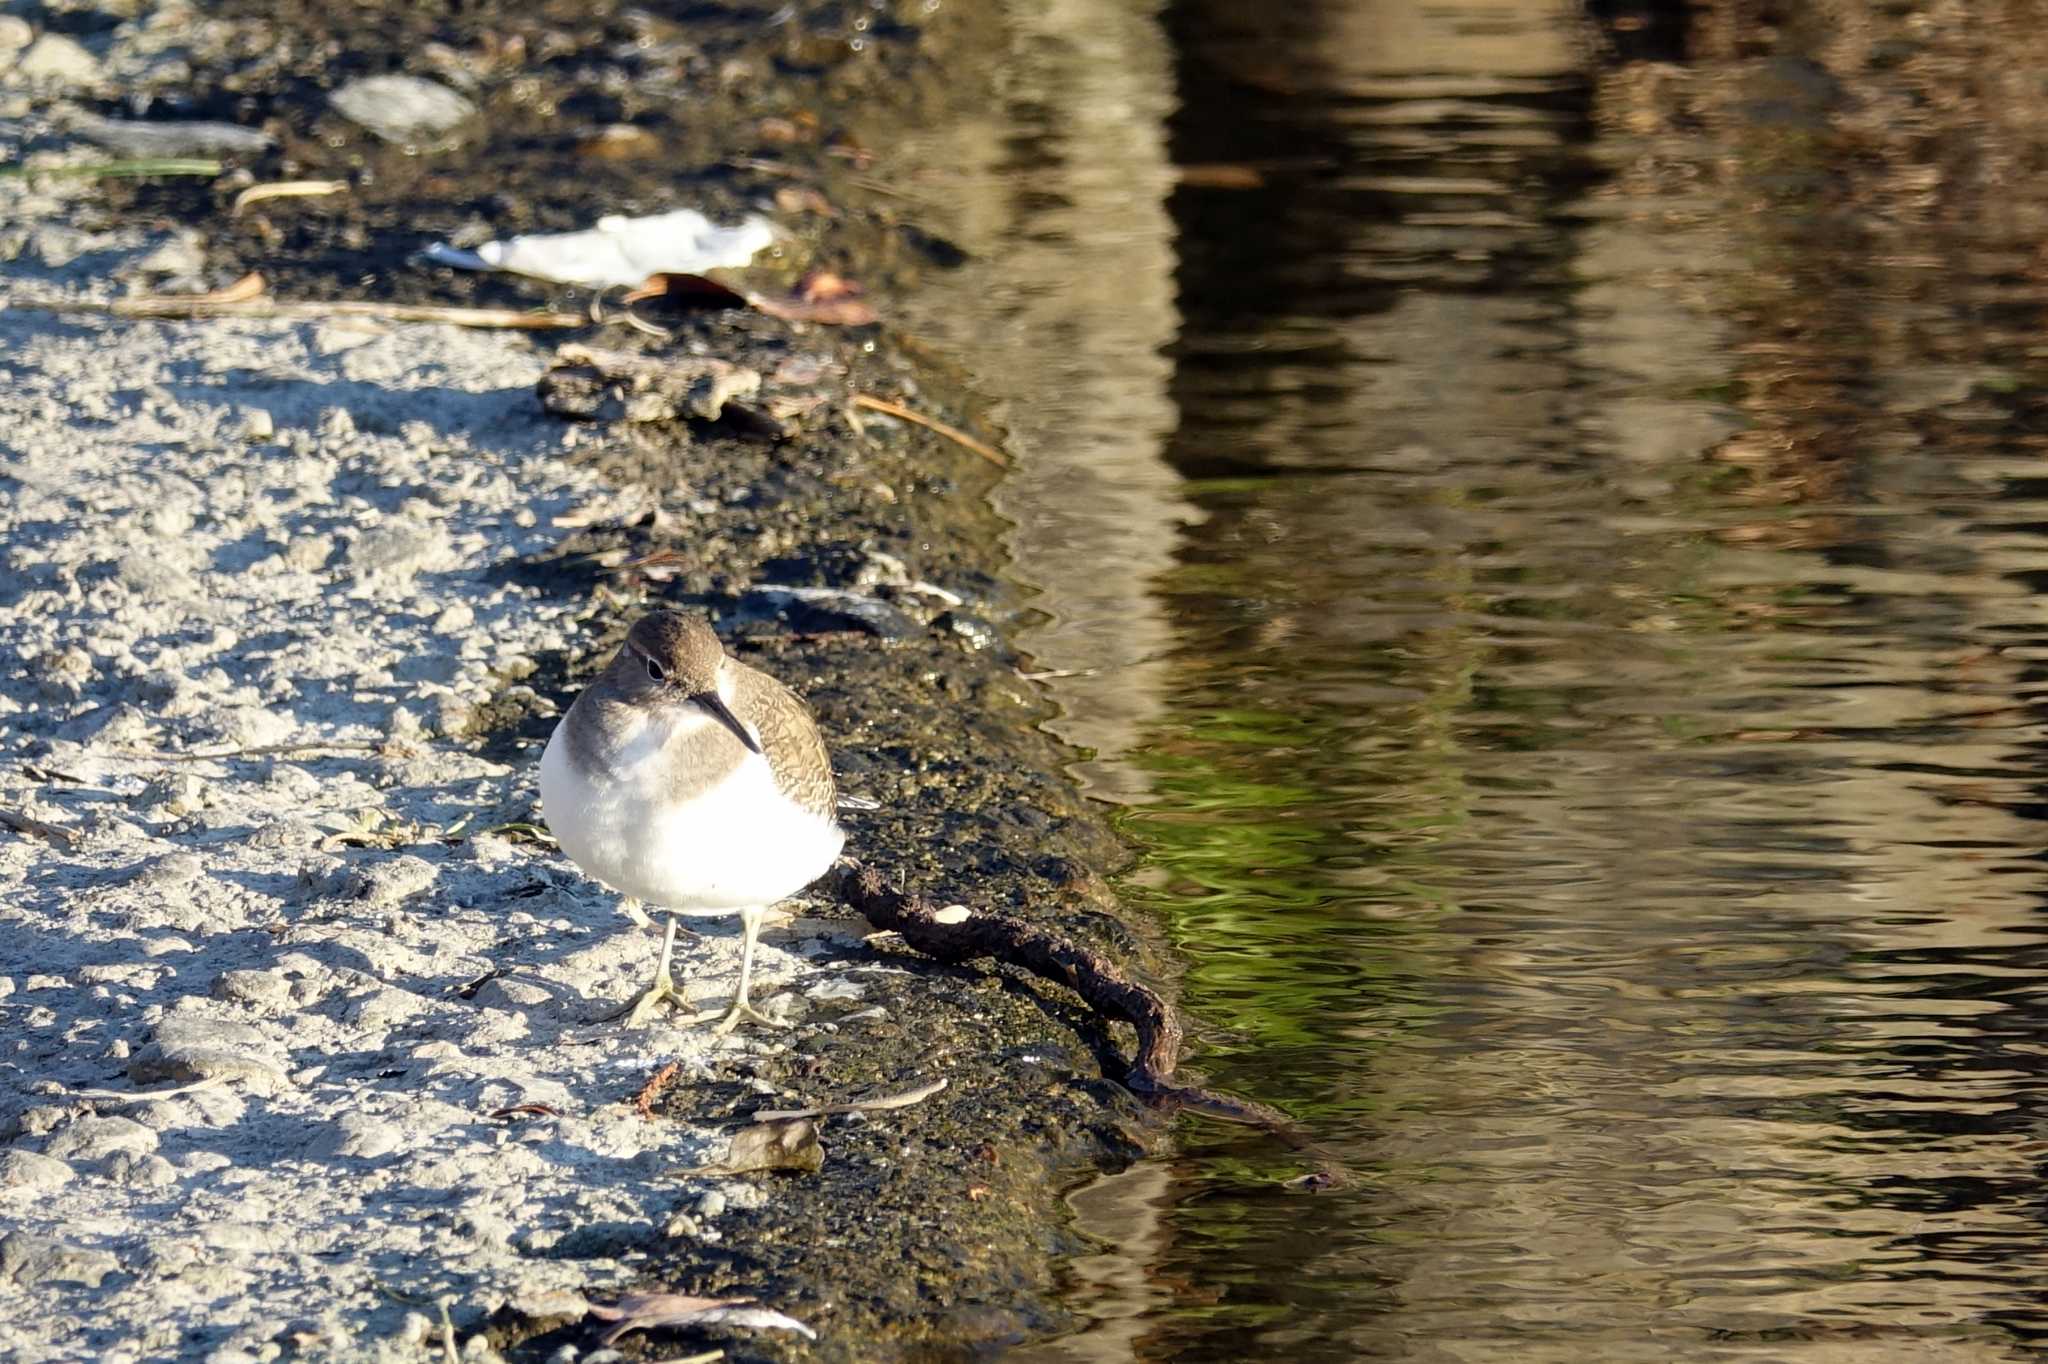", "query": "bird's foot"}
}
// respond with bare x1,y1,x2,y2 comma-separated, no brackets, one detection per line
602,973,712,1027
709,998,790,1035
